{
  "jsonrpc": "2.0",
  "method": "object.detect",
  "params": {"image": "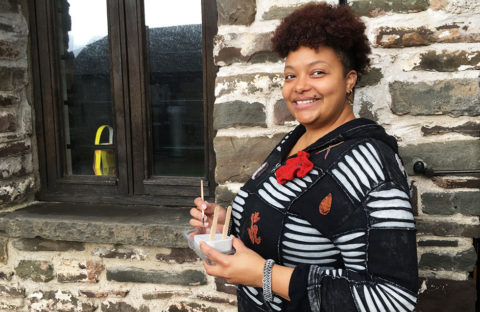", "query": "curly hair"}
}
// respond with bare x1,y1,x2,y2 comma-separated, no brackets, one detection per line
272,2,371,78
